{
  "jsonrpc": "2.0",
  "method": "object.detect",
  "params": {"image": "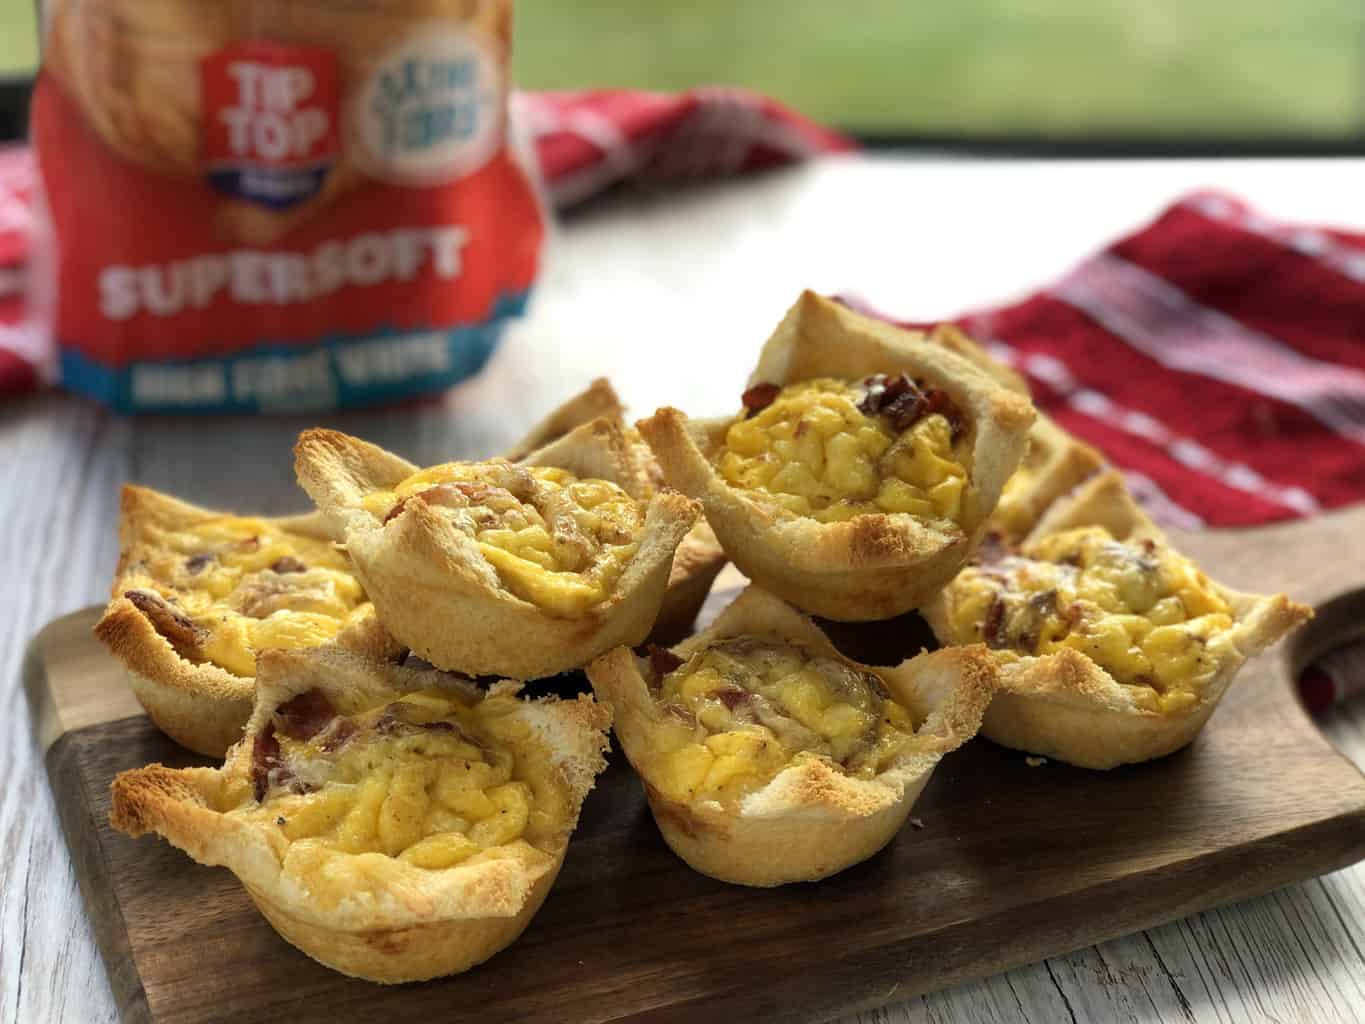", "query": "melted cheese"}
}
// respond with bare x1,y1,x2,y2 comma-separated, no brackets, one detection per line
124,516,368,677
717,379,968,525
360,462,644,615
644,639,917,805
946,526,1234,712
229,688,567,901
